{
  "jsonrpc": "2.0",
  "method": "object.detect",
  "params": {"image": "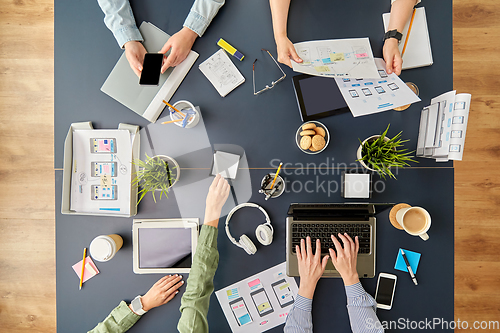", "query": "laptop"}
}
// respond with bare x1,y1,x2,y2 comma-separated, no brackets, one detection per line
286,203,394,278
